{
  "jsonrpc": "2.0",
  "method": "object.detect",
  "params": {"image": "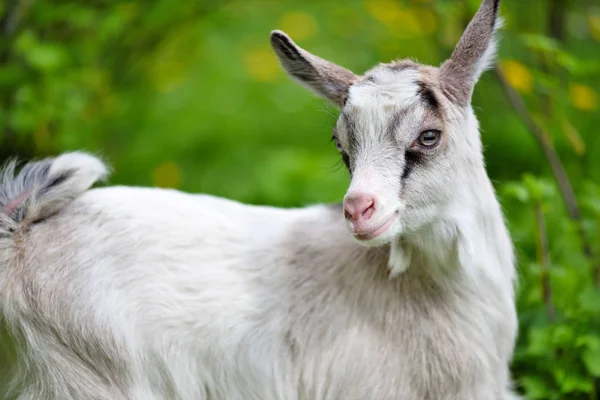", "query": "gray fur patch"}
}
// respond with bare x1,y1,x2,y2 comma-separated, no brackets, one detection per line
0,153,108,236
0,159,58,223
